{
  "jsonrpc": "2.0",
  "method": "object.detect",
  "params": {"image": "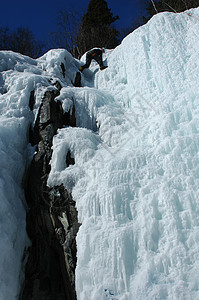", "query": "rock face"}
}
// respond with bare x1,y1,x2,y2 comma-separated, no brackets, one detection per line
20,80,80,300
